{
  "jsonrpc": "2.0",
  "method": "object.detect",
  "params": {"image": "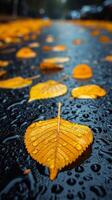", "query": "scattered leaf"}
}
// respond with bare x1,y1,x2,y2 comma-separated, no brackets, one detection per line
72,64,93,79
104,55,112,62
71,85,106,99
43,45,66,52
43,57,70,64
0,60,9,67
24,102,93,180
40,61,63,71
23,169,31,175
0,70,6,77
29,80,67,101
52,45,66,51
91,30,100,36
29,42,40,48
99,35,111,43
46,35,54,43
73,39,82,45
16,47,36,59
0,75,40,89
